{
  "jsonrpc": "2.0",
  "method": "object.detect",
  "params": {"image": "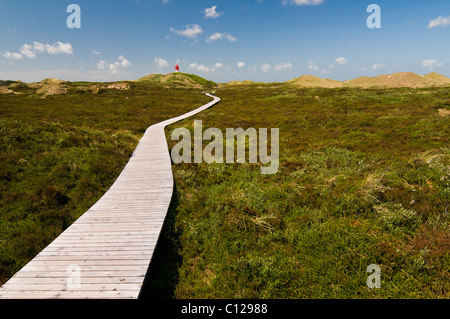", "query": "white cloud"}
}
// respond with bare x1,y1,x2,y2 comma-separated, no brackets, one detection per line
170,24,203,38
30,42,45,53
334,57,347,65
248,63,289,73
155,57,169,68
282,0,324,6
34,42,72,55
109,65,119,73
188,62,224,73
47,42,73,55
371,63,385,70
421,59,443,68
2,41,73,60
204,6,223,19
93,50,101,55
22,41,73,58
248,65,259,73
428,15,450,28
3,52,23,59
237,62,245,68
261,63,271,72
206,33,222,42
308,59,319,71
206,32,237,43
274,62,292,71
97,56,131,73
20,44,37,58
97,60,108,70
189,62,211,73
118,56,131,67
